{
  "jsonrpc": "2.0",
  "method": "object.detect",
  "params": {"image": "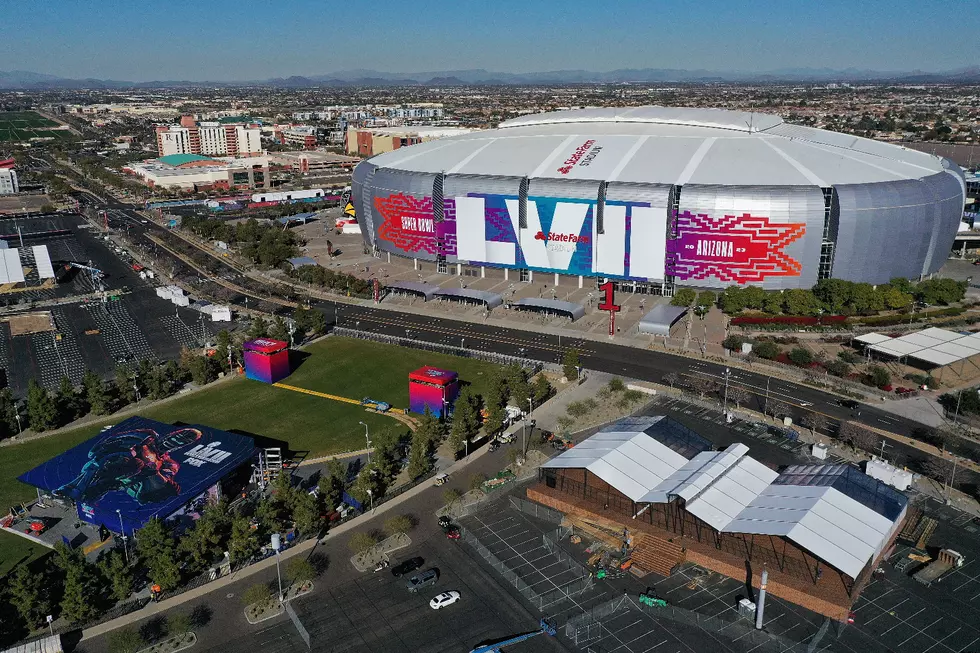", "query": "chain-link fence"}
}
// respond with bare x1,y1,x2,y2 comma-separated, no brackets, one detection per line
561,593,832,653
332,327,541,371
460,524,593,612
509,495,564,524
